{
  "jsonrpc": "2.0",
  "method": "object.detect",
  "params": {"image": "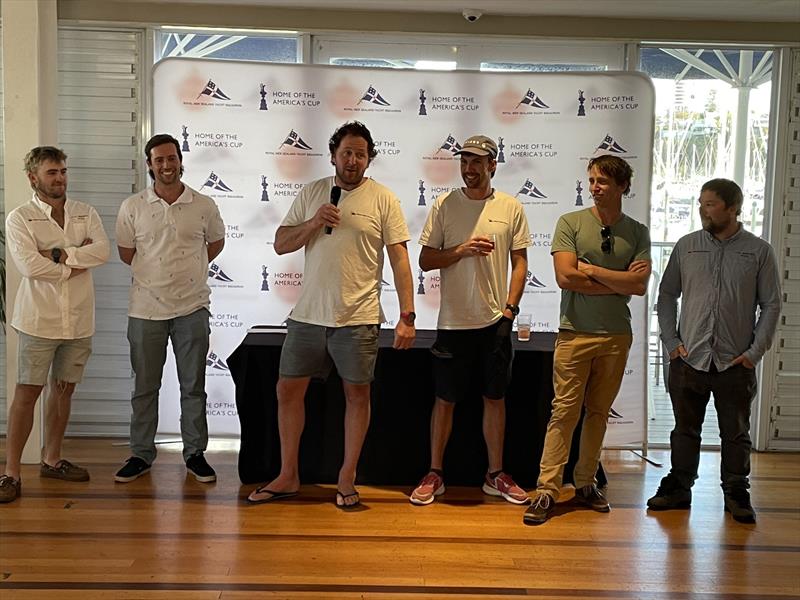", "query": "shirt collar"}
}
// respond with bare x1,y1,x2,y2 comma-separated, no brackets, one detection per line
702,222,744,244
146,184,193,205
31,192,69,215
